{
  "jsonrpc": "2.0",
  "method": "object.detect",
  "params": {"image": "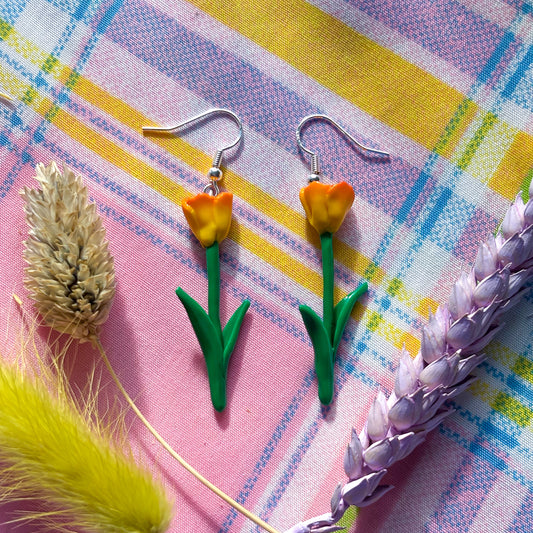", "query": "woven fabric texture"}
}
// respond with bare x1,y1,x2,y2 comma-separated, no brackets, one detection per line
0,0,532,532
